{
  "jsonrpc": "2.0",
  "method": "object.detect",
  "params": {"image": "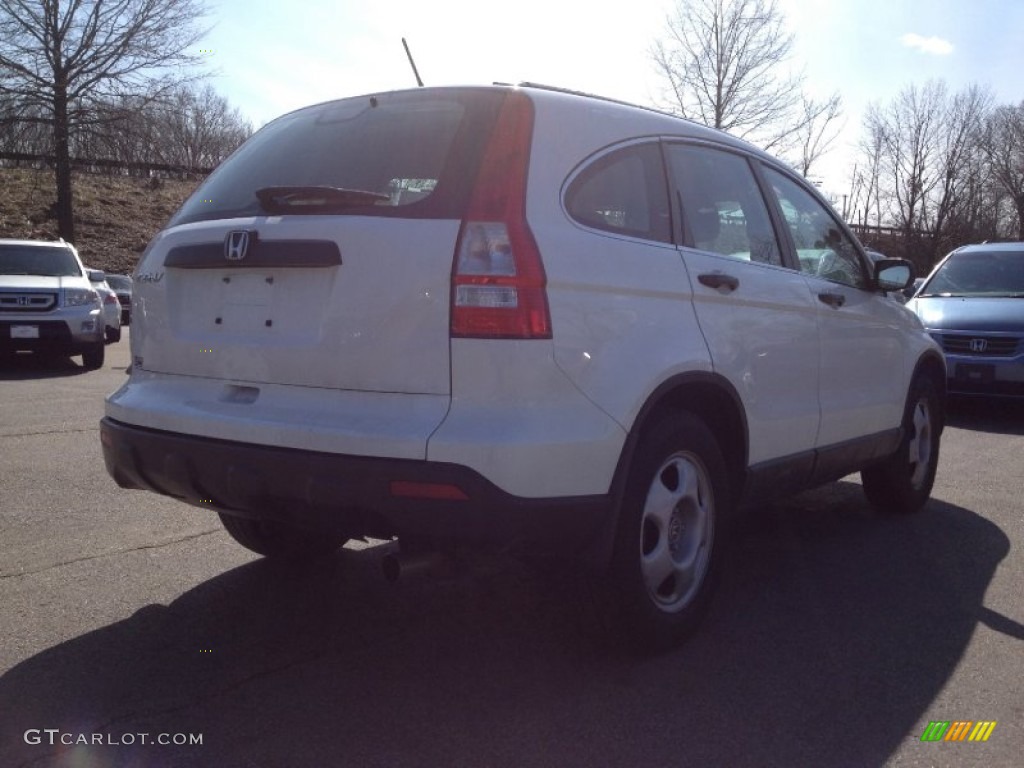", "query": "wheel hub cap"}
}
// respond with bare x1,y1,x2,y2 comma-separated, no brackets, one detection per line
639,452,715,613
